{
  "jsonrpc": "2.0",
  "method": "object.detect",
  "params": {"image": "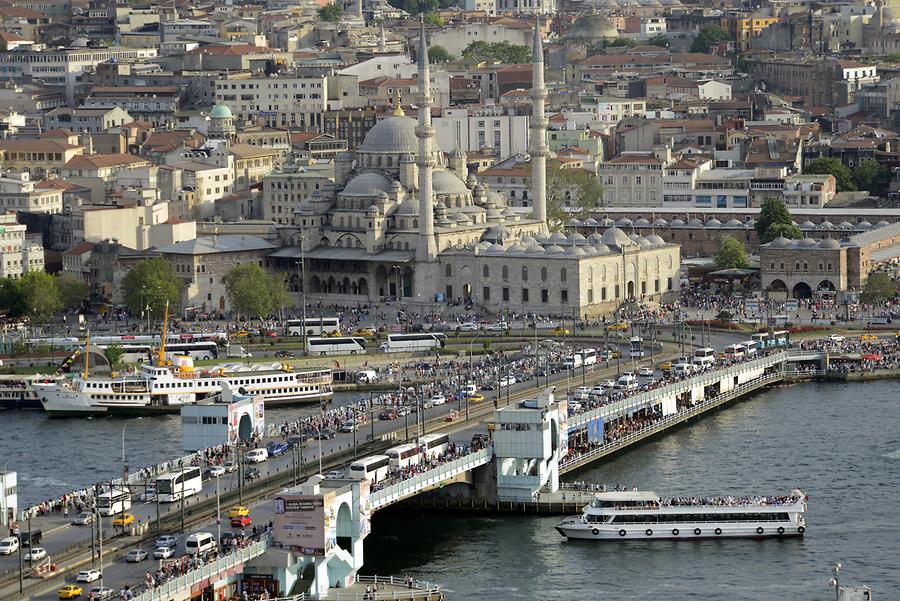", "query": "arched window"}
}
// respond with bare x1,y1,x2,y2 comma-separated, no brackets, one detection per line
445,264,452,278
602,265,607,279
413,219,419,229
502,265,508,281
483,265,489,278
561,268,567,282
588,267,593,282
522,266,528,282
541,267,547,281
